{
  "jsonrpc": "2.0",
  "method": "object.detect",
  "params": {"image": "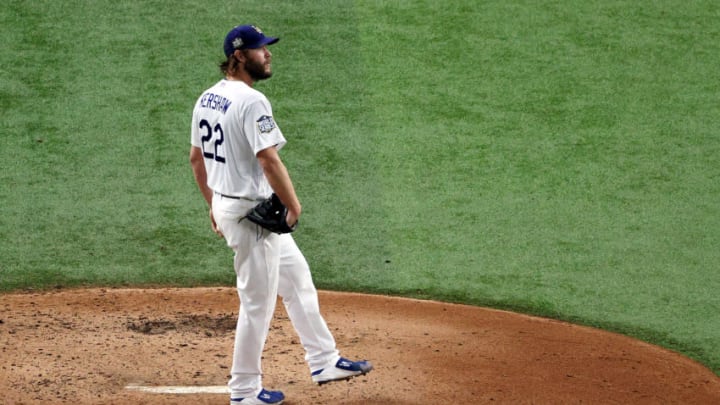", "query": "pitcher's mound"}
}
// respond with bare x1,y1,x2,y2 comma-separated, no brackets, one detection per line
1,288,718,404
